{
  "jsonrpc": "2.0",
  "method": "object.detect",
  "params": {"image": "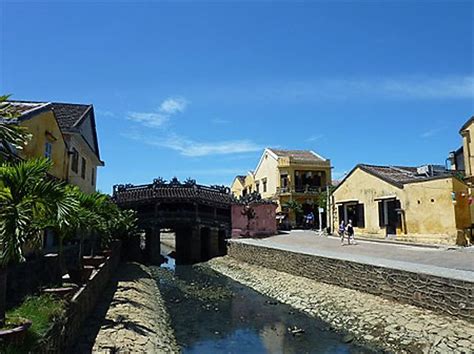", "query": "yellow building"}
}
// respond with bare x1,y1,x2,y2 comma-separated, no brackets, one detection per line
459,116,474,180
3,101,104,193
51,103,104,194
332,164,471,245
231,148,332,226
2,102,69,179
